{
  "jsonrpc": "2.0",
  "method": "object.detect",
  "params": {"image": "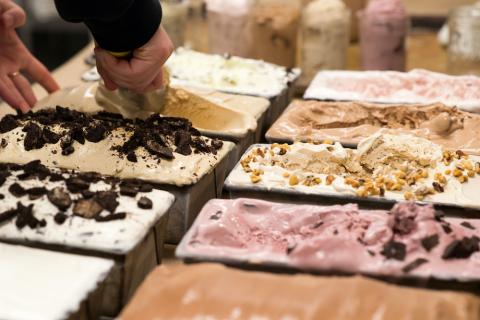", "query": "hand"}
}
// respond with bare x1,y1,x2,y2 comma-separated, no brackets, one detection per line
95,26,174,93
0,0,59,112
